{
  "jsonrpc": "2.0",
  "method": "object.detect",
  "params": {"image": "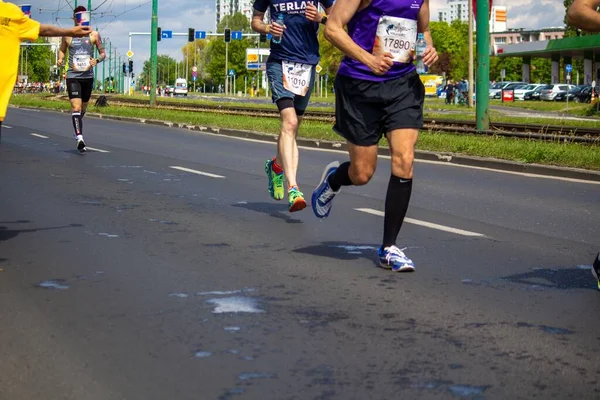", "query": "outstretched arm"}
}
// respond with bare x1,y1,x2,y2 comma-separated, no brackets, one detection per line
39,24,91,37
